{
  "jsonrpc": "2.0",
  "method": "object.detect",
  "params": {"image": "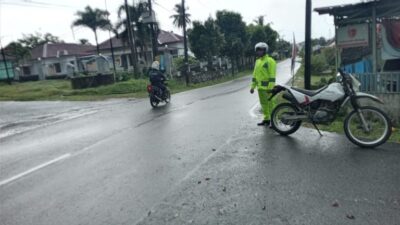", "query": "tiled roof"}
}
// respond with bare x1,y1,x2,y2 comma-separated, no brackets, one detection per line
30,43,95,59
